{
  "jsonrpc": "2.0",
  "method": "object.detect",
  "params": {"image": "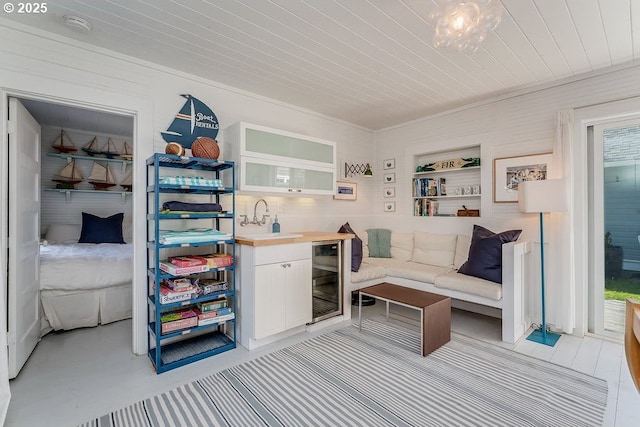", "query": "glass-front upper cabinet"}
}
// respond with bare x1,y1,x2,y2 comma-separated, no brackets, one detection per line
240,157,335,195
224,122,336,194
